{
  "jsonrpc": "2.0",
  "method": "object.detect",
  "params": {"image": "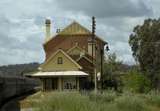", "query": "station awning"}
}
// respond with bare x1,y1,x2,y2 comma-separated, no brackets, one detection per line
26,71,88,77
